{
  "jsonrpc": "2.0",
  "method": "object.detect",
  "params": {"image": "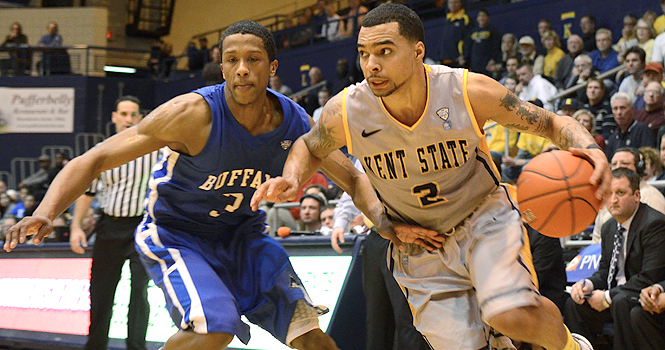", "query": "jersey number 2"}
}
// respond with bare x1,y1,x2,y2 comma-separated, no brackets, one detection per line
412,182,448,208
